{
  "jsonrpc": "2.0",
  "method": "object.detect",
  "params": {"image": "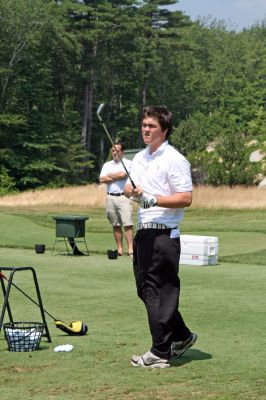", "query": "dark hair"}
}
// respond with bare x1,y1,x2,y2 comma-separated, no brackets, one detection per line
142,106,173,139
113,142,125,151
